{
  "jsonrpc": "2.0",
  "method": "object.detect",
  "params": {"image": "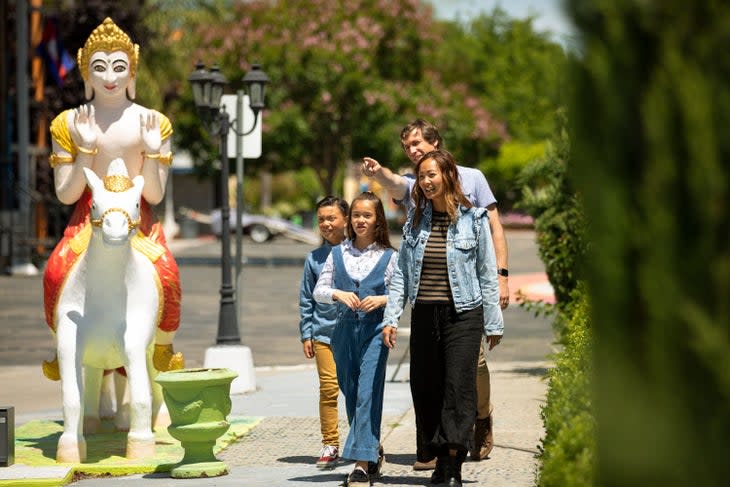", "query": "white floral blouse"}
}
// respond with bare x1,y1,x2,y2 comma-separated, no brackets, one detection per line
313,239,398,304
